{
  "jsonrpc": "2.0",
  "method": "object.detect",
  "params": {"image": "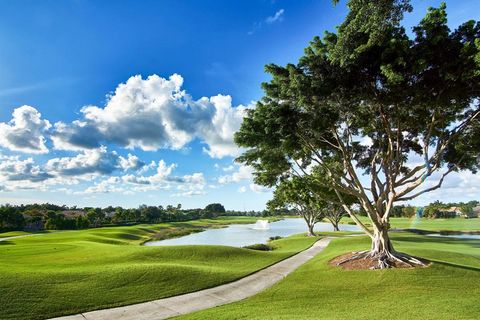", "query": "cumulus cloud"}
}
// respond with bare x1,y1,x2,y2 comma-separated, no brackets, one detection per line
52,74,247,158
0,155,53,183
249,183,270,193
51,120,102,151
46,147,120,176
0,147,207,197
0,105,51,154
82,177,124,194
222,165,235,172
119,153,146,171
199,95,247,158
218,164,253,184
121,160,205,194
171,190,206,197
171,173,207,197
